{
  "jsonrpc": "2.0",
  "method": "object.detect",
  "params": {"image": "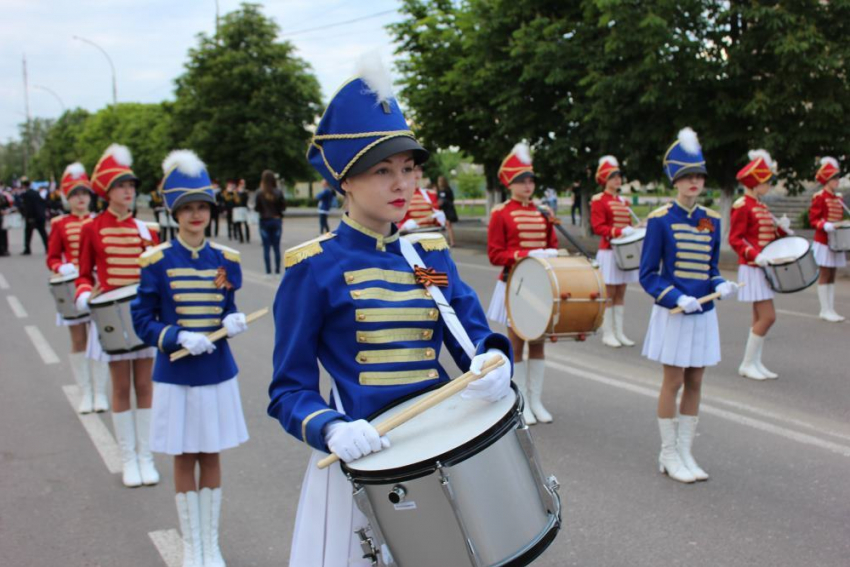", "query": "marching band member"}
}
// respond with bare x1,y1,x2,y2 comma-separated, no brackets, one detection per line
809,157,846,322
640,128,739,483
591,156,639,348
74,144,161,488
132,150,248,567
398,164,446,233
486,143,559,425
268,54,512,567
46,163,109,414
729,150,790,380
